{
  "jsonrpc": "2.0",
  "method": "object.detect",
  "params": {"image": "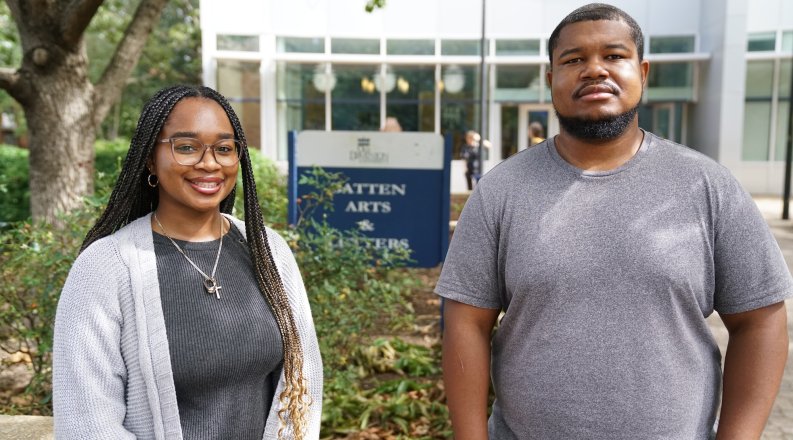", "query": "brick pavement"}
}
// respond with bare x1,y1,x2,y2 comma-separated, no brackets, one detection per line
707,197,793,439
